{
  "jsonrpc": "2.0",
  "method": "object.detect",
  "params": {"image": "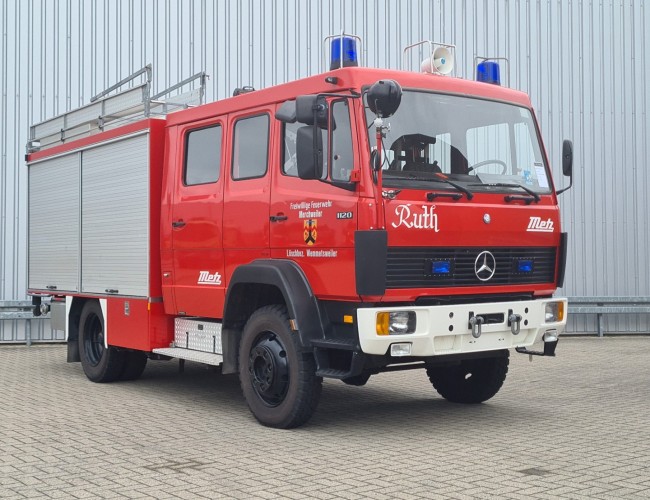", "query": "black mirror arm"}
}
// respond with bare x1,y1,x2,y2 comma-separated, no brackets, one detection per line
557,139,574,195
319,178,357,192
556,173,573,195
